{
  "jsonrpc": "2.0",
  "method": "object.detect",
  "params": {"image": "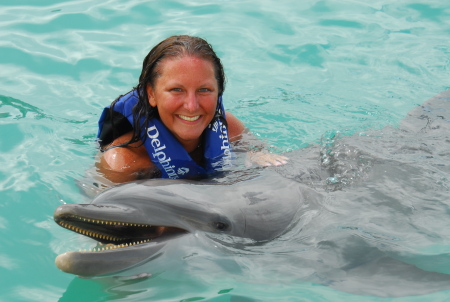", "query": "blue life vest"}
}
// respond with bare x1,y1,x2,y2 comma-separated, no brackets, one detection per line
97,90,233,179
